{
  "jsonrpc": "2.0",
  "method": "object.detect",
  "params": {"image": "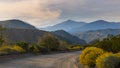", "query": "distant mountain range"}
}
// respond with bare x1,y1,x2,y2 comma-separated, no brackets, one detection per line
71,20,120,33
41,20,86,32
75,29,120,43
0,19,86,44
41,20,120,34
1,19,120,45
